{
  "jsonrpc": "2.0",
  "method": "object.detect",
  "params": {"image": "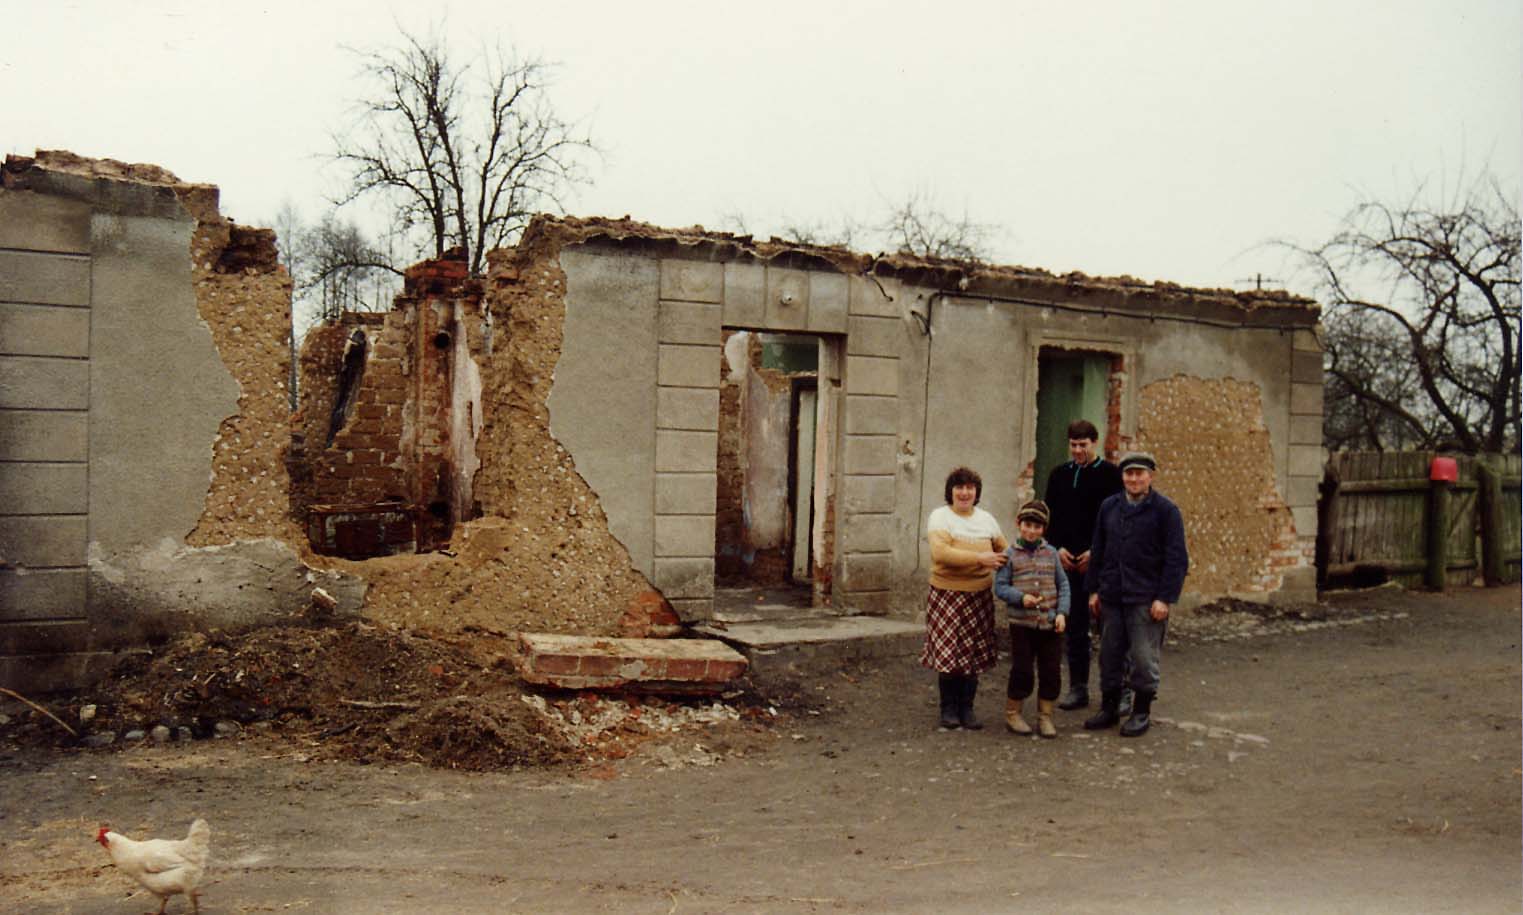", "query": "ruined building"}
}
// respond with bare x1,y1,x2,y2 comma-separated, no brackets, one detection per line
0,152,1323,691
